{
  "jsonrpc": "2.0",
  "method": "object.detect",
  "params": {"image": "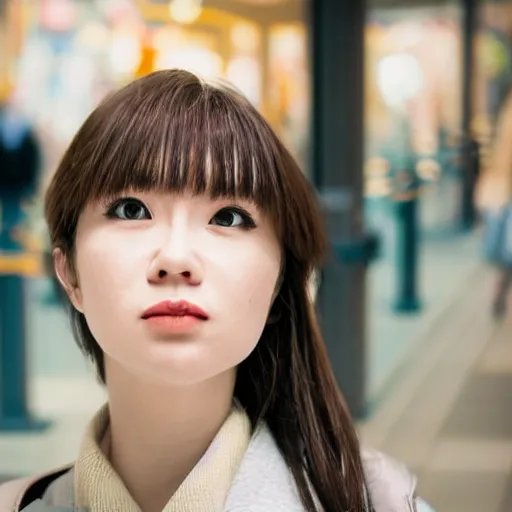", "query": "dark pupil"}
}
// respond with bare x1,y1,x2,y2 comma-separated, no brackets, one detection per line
215,211,233,226
125,203,142,219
